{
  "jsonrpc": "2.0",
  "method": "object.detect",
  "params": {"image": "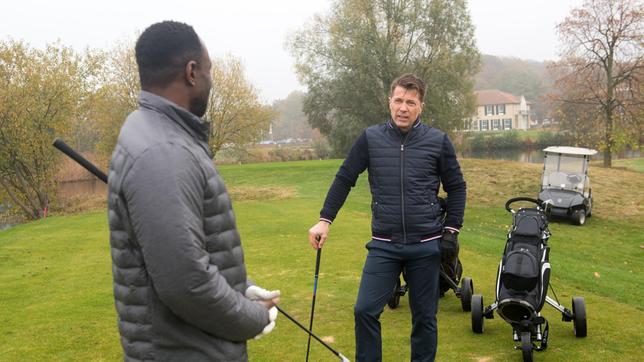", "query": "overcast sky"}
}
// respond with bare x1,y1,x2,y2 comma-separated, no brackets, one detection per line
1,0,583,103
